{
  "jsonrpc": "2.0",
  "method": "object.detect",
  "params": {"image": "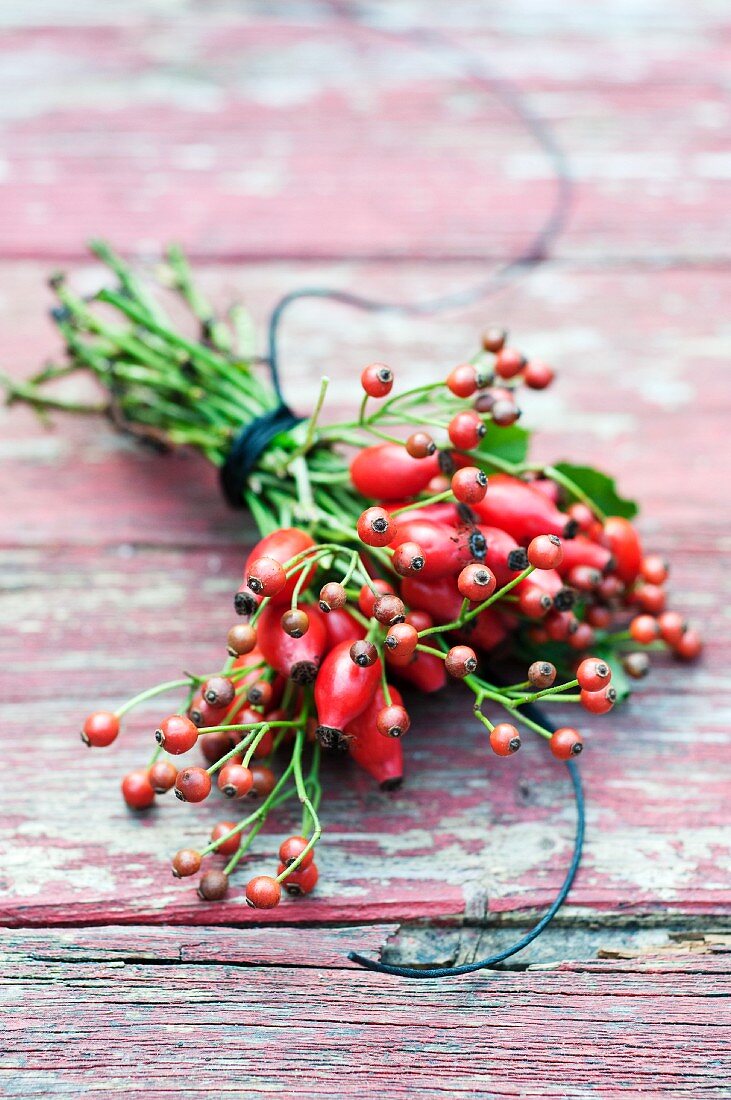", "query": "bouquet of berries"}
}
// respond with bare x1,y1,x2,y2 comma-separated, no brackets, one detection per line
5,243,702,913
